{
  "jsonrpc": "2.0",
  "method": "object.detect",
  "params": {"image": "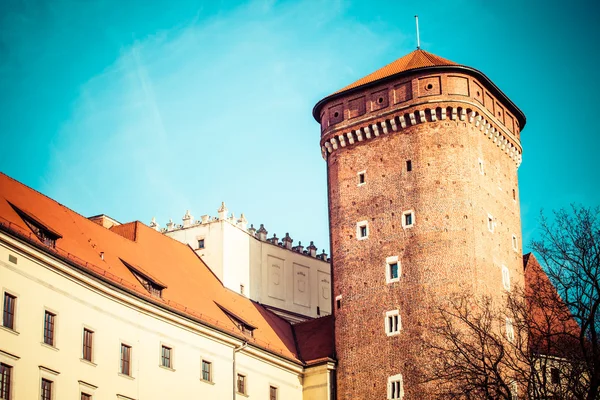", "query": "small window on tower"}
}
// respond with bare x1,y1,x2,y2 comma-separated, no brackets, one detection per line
478,158,484,175
385,310,401,336
198,239,205,249
402,211,415,228
487,214,495,233
336,295,342,310
357,171,366,186
512,235,518,252
502,265,511,291
356,221,369,240
406,160,412,172
386,256,400,283
506,317,515,342
388,374,404,399
512,189,516,201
